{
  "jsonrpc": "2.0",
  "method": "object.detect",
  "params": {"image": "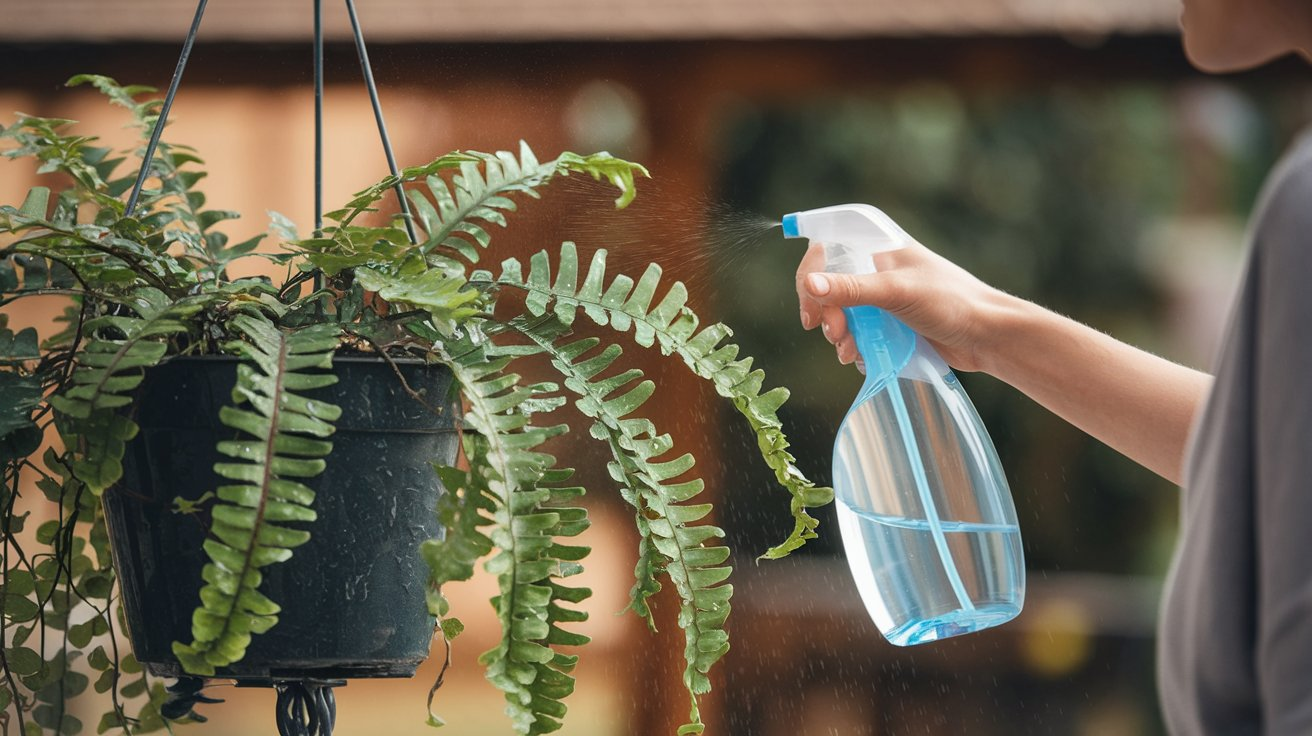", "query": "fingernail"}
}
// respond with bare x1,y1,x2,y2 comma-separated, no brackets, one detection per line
807,274,831,296
821,322,832,338
800,309,815,329
856,358,866,375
